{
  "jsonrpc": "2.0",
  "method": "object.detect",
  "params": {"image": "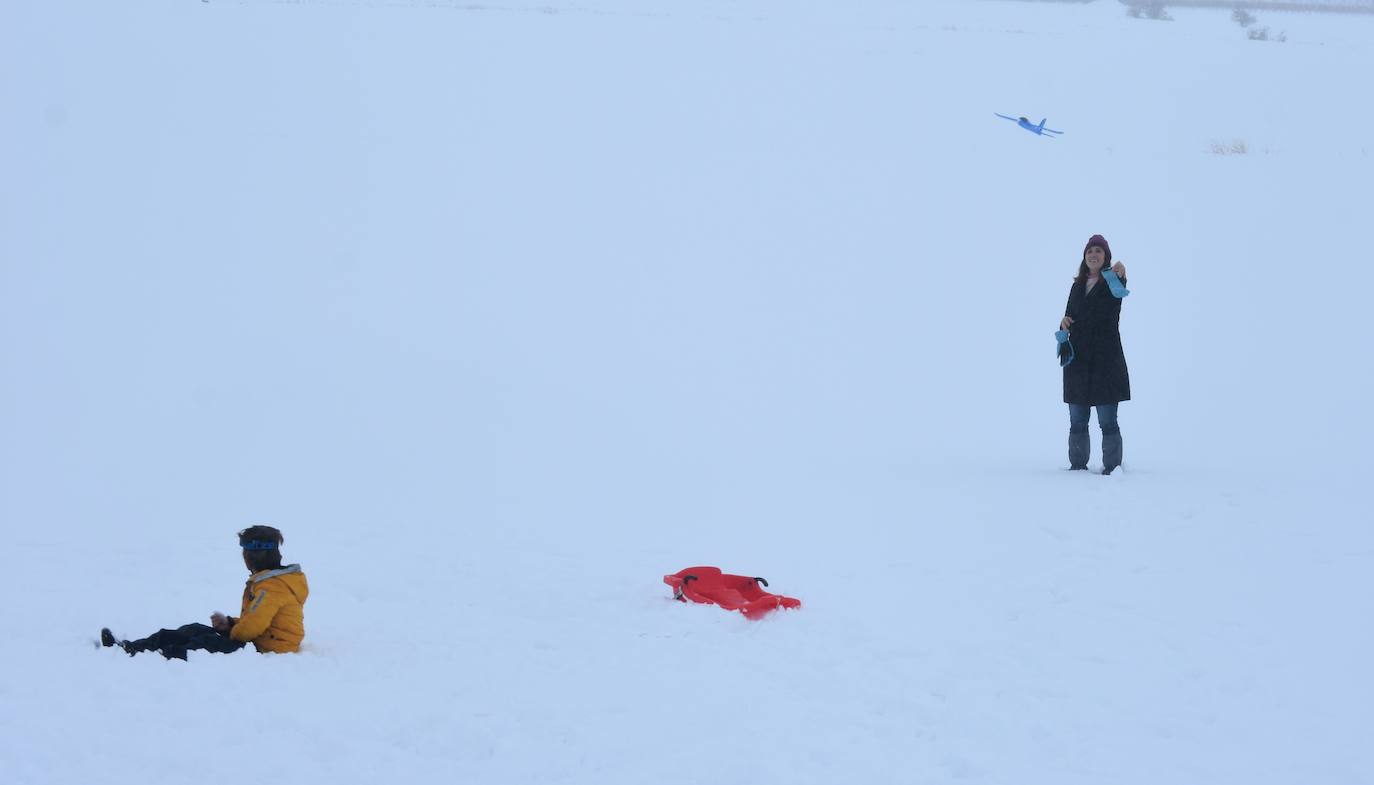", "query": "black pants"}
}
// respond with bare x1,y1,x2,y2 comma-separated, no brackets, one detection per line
125,623,247,661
